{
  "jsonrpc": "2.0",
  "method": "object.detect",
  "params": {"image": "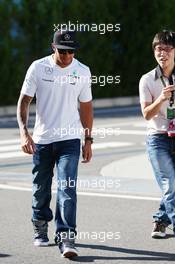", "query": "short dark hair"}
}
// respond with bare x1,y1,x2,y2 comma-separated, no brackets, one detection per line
152,30,175,50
